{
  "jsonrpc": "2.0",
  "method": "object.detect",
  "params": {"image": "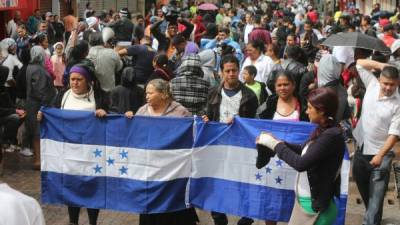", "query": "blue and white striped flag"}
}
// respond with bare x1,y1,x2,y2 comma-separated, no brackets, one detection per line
40,108,349,224
190,116,349,224
40,107,194,213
